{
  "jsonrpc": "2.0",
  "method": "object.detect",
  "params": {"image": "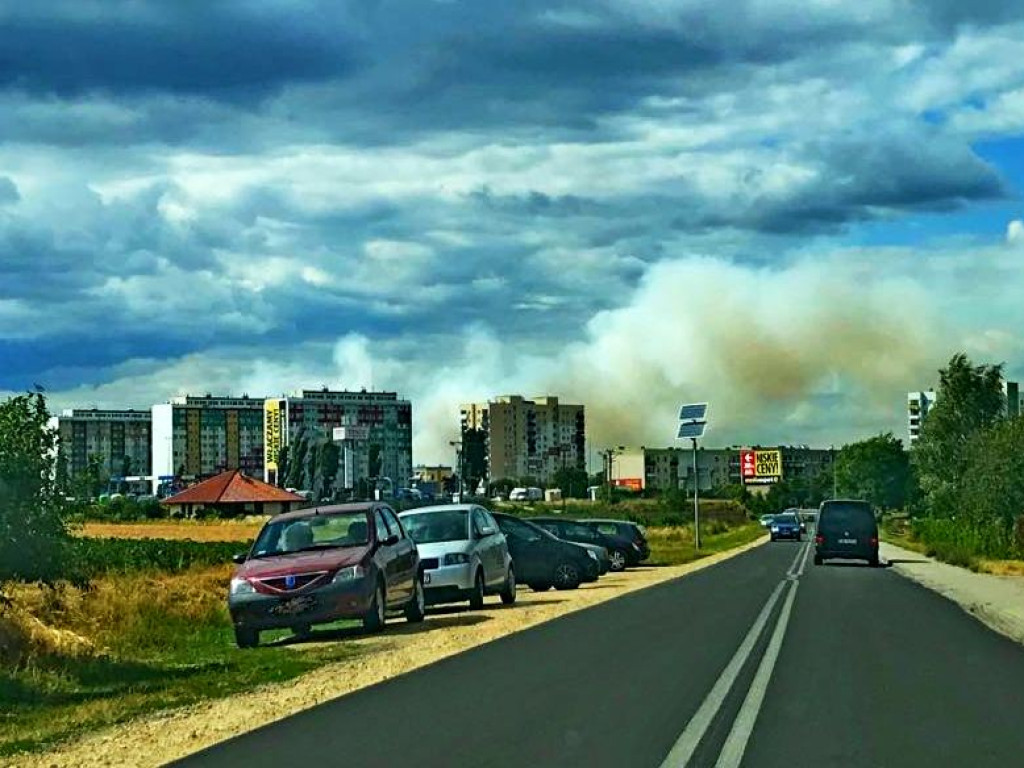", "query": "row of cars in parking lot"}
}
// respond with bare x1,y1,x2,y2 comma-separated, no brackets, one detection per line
227,502,650,648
